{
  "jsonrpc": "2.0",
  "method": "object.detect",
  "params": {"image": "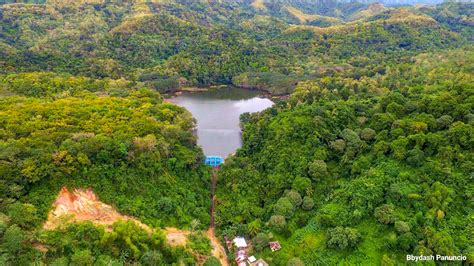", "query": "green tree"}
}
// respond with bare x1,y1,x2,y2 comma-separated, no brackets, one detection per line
7,202,39,230
292,176,312,195
253,233,270,252
286,190,302,207
427,182,453,220
274,197,295,218
374,204,396,225
360,128,376,141
1,225,27,258
70,250,94,266
308,160,328,179
406,148,424,167
326,227,361,250
428,231,458,256
269,215,287,232
301,196,314,211
394,221,410,234
248,219,262,237
203,256,221,266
